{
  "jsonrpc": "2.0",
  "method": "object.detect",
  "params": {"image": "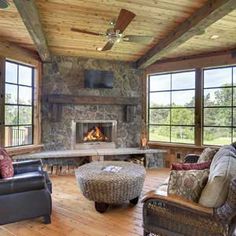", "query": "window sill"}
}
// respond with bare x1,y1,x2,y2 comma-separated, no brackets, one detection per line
6,144,44,156
148,142,205,150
